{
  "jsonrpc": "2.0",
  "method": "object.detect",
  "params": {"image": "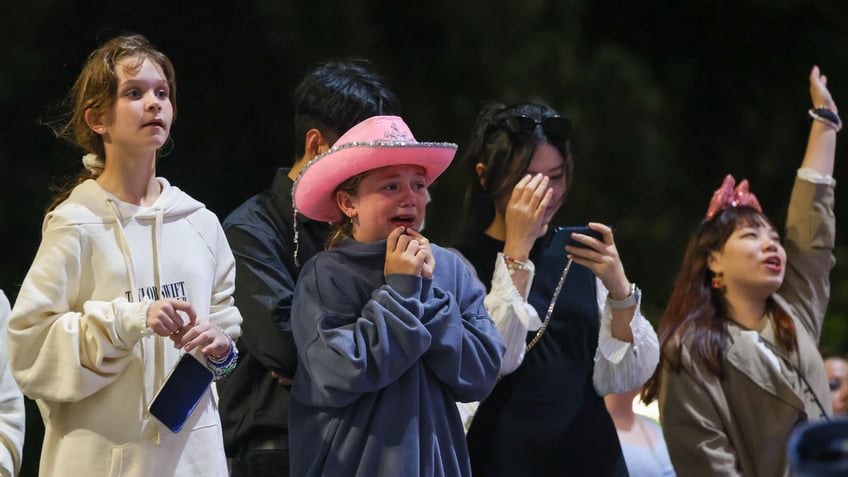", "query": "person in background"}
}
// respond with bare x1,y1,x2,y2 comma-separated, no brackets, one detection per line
216,58,401,477
8,34,241,476
289,115,504,476
0,291,24,477
824,355,848,416
643,66,839,477
605,386,675,477
456,101,659,476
